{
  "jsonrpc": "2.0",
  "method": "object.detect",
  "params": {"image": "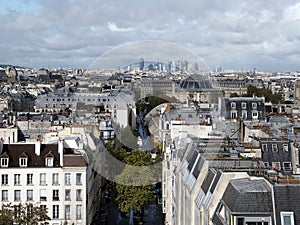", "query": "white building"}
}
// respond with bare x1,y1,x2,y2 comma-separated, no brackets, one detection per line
0,138,99,225
0,127,18,144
